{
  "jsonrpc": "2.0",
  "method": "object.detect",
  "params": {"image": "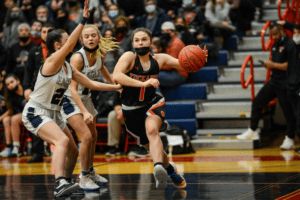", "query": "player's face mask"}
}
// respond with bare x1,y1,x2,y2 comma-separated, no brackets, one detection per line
84,44,99,53
135,46,150,56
